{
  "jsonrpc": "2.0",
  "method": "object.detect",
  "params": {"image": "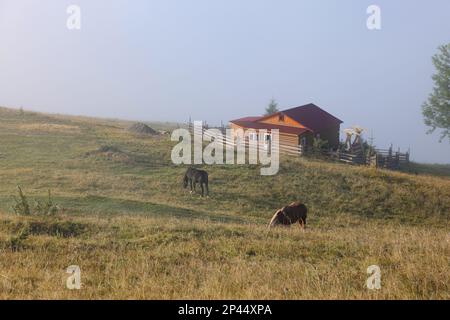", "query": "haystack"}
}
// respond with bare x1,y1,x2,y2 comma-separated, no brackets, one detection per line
127,123,158,136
